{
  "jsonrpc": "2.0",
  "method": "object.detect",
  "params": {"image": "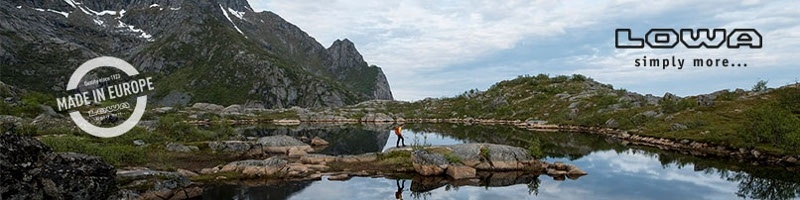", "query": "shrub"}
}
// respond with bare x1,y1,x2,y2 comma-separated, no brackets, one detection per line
444,153,462,164
752,80,768,92
742,102,800,150
527,138,544,159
